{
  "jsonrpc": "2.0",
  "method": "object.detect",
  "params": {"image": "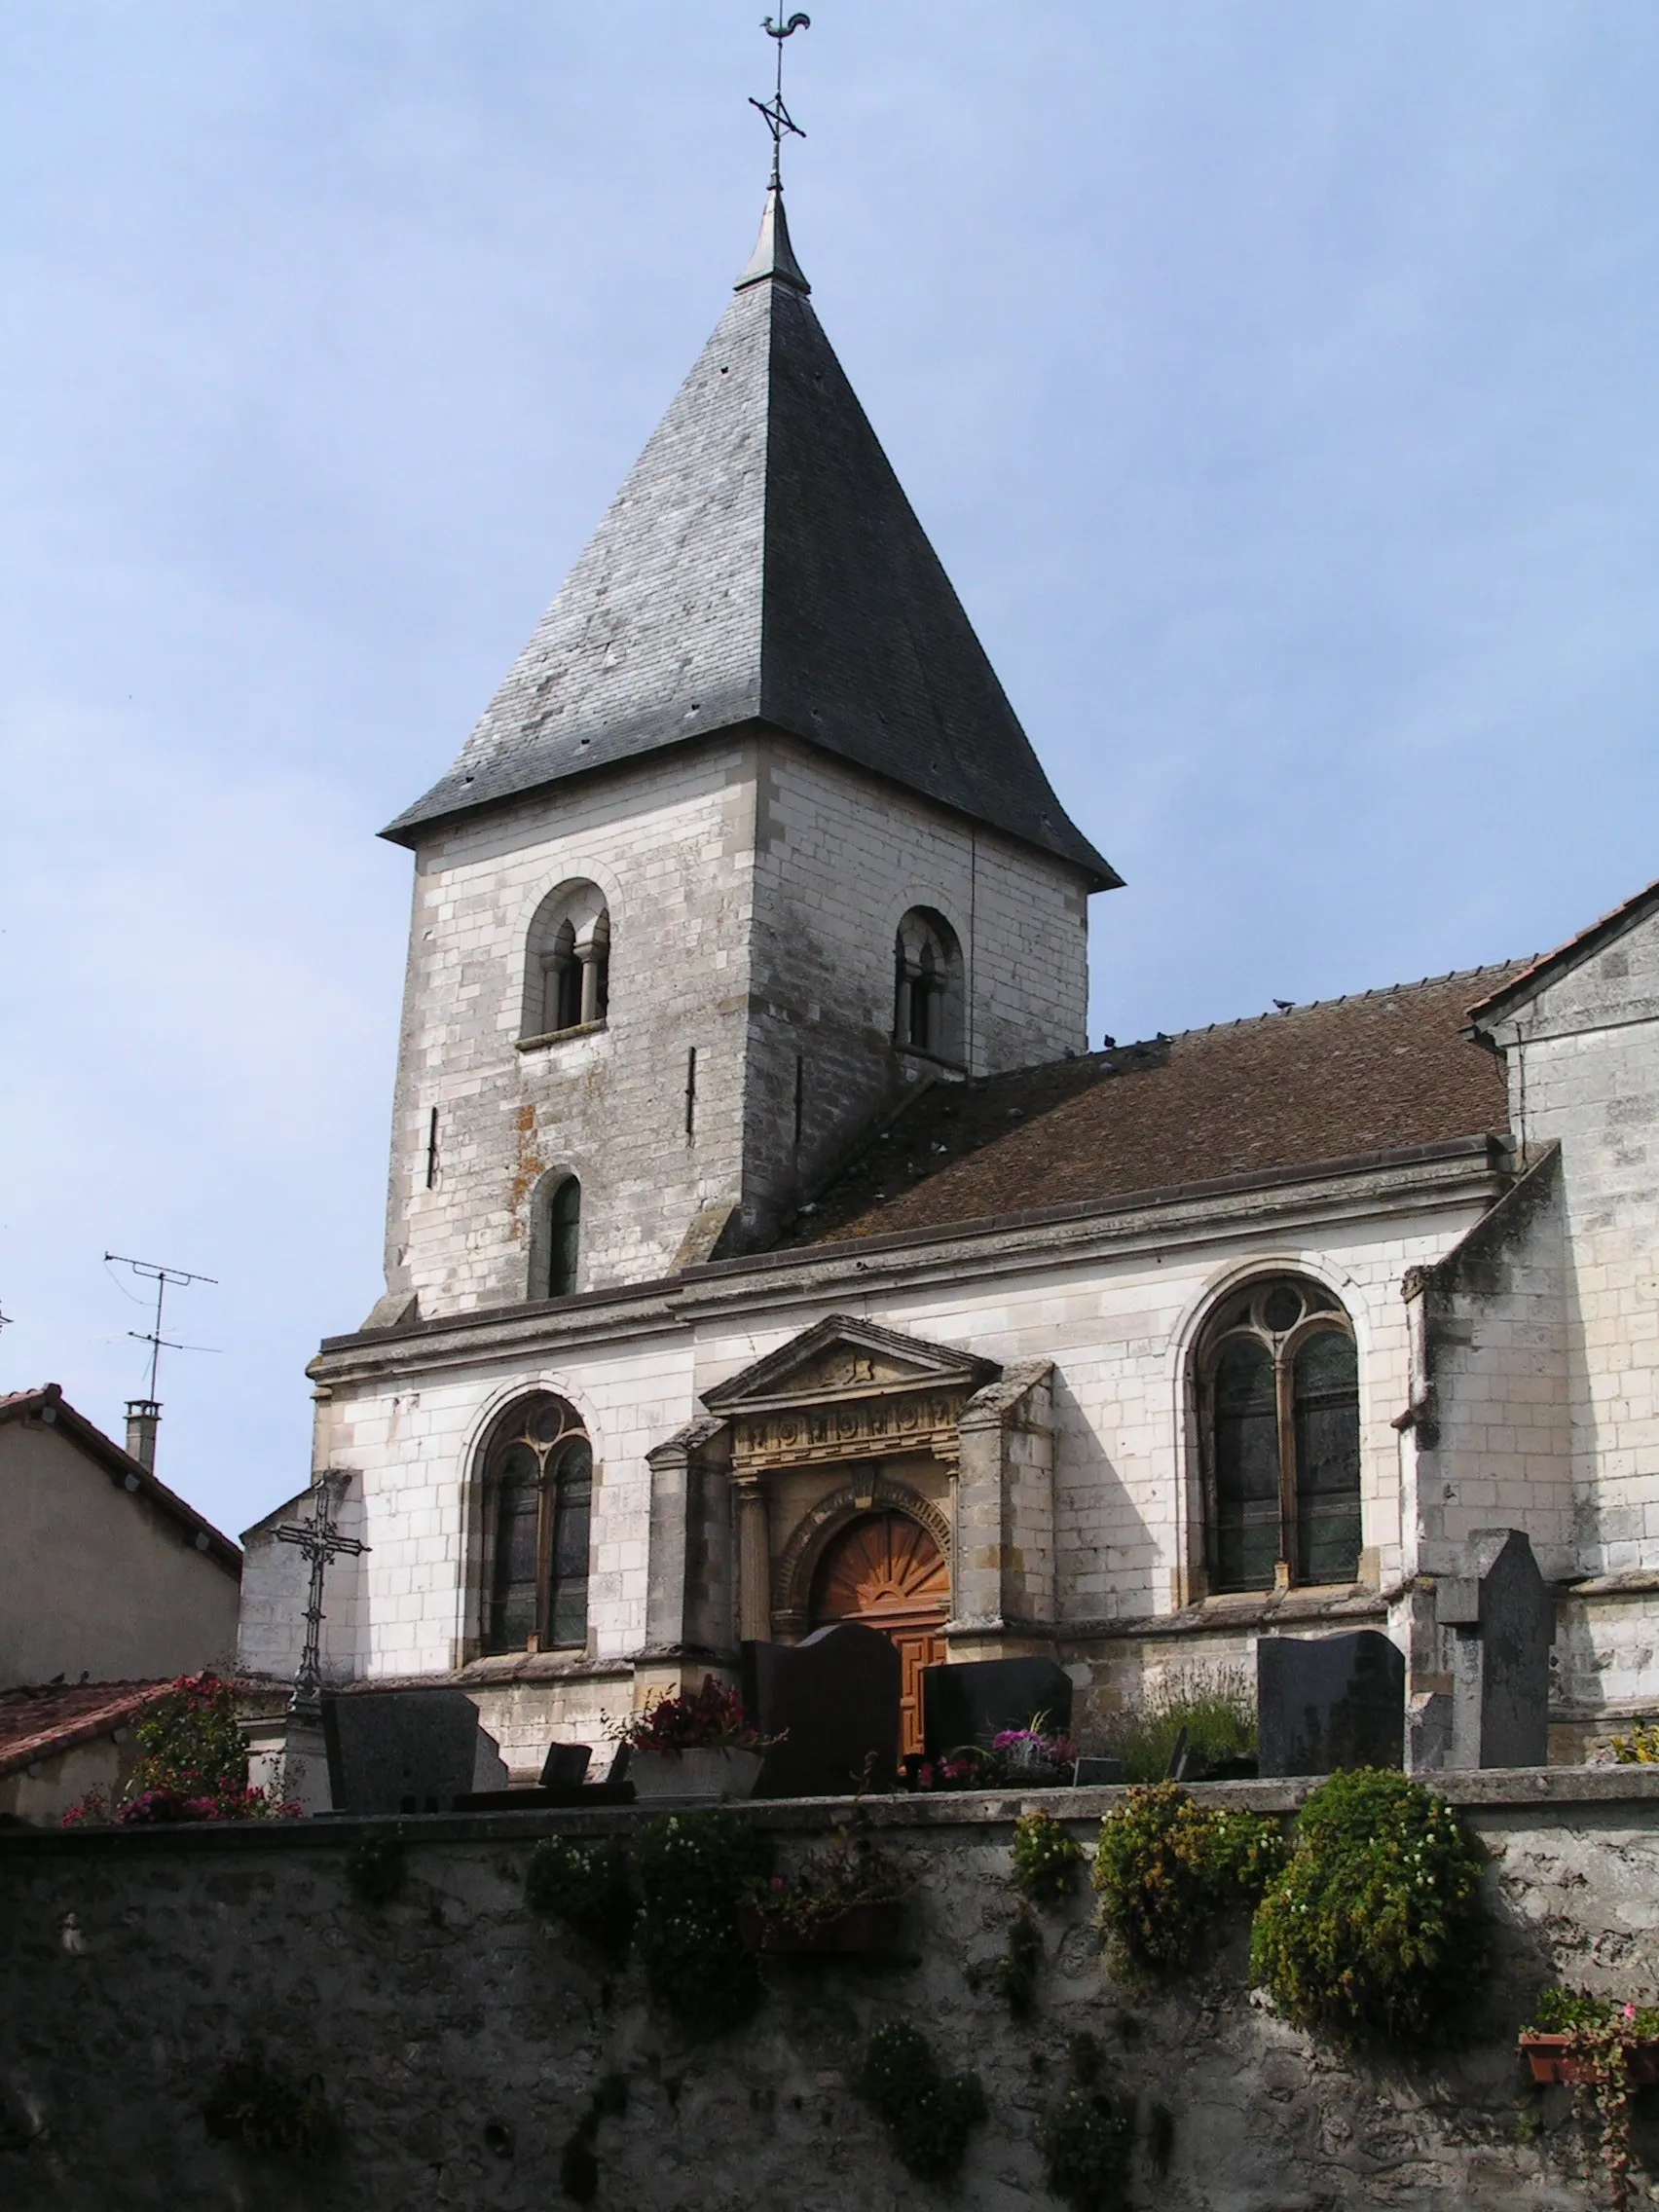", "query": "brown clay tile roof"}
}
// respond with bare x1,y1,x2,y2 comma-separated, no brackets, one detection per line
0,1679,171,1781
786,962,1525,1248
